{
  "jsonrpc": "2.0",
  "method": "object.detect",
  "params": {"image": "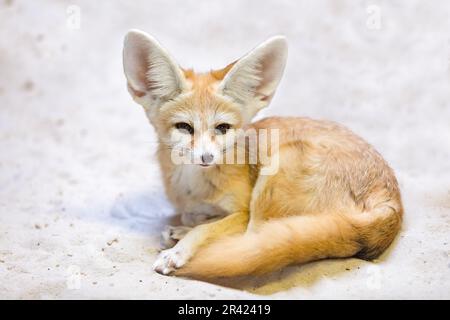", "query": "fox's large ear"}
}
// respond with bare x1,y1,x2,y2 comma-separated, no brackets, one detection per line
217,36,288,121
123,30,187,110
